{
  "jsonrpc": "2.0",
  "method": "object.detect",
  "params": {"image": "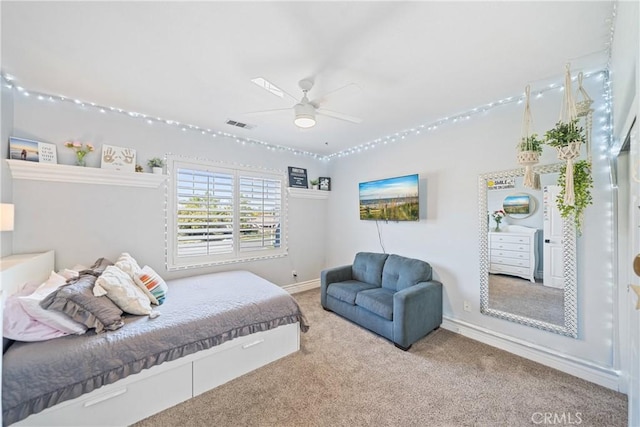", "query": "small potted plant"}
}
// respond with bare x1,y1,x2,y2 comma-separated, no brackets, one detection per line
544,118,586,150
517,133,544,188
148,157,165,174
310,179,319,190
